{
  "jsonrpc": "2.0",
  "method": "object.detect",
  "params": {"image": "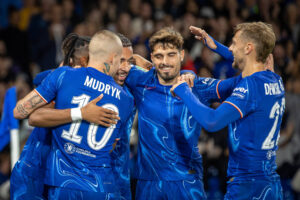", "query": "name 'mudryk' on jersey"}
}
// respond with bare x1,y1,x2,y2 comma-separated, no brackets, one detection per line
35,66,134,192
224,70,285,180
125,66,240,181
